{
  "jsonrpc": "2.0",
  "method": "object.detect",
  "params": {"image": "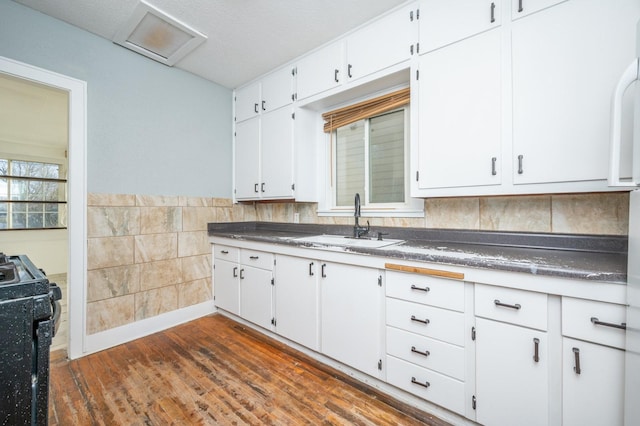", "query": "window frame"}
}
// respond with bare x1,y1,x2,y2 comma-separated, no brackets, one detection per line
317,102,423,218
0,157,68,231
